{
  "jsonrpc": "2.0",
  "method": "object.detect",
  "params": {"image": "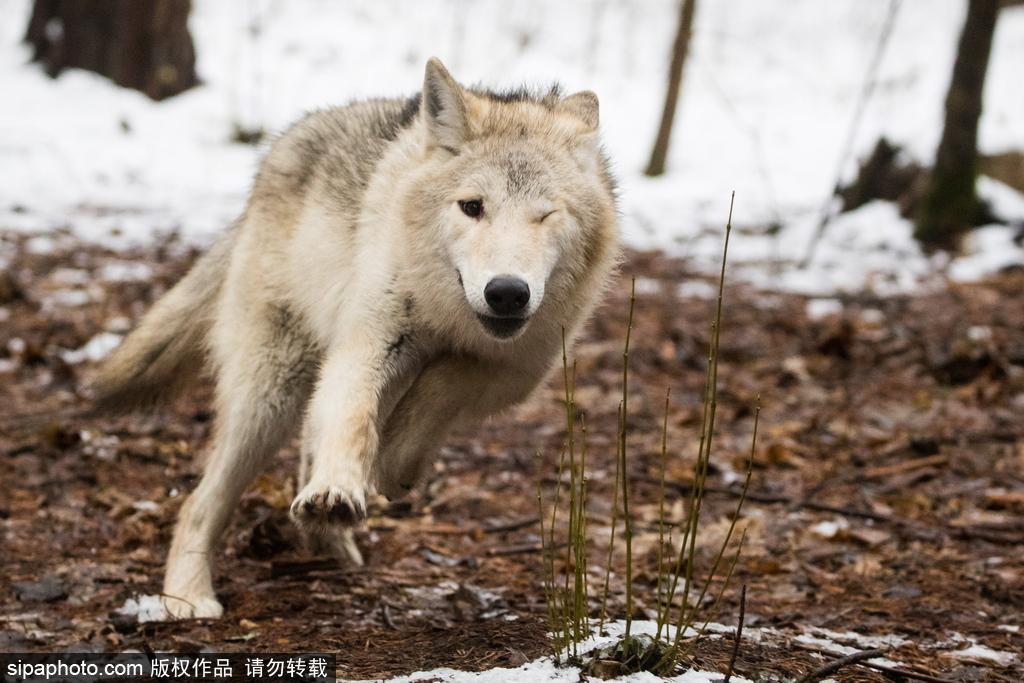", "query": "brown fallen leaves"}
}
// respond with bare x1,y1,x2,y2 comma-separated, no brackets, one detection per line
1,236,1022,680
